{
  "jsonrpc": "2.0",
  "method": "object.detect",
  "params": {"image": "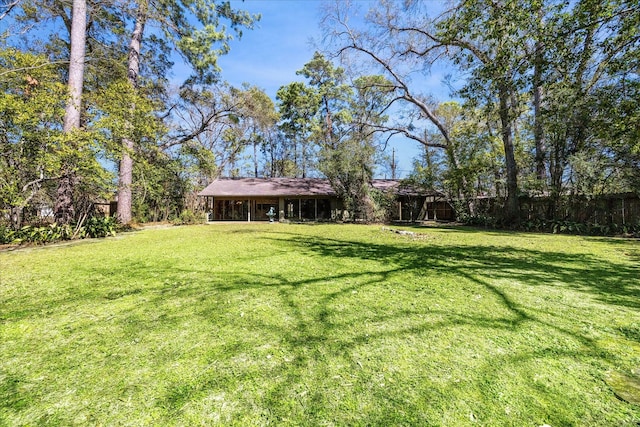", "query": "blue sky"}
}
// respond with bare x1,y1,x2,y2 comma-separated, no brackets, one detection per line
216,0,428,178
217,0,327,98
8,0,444,178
